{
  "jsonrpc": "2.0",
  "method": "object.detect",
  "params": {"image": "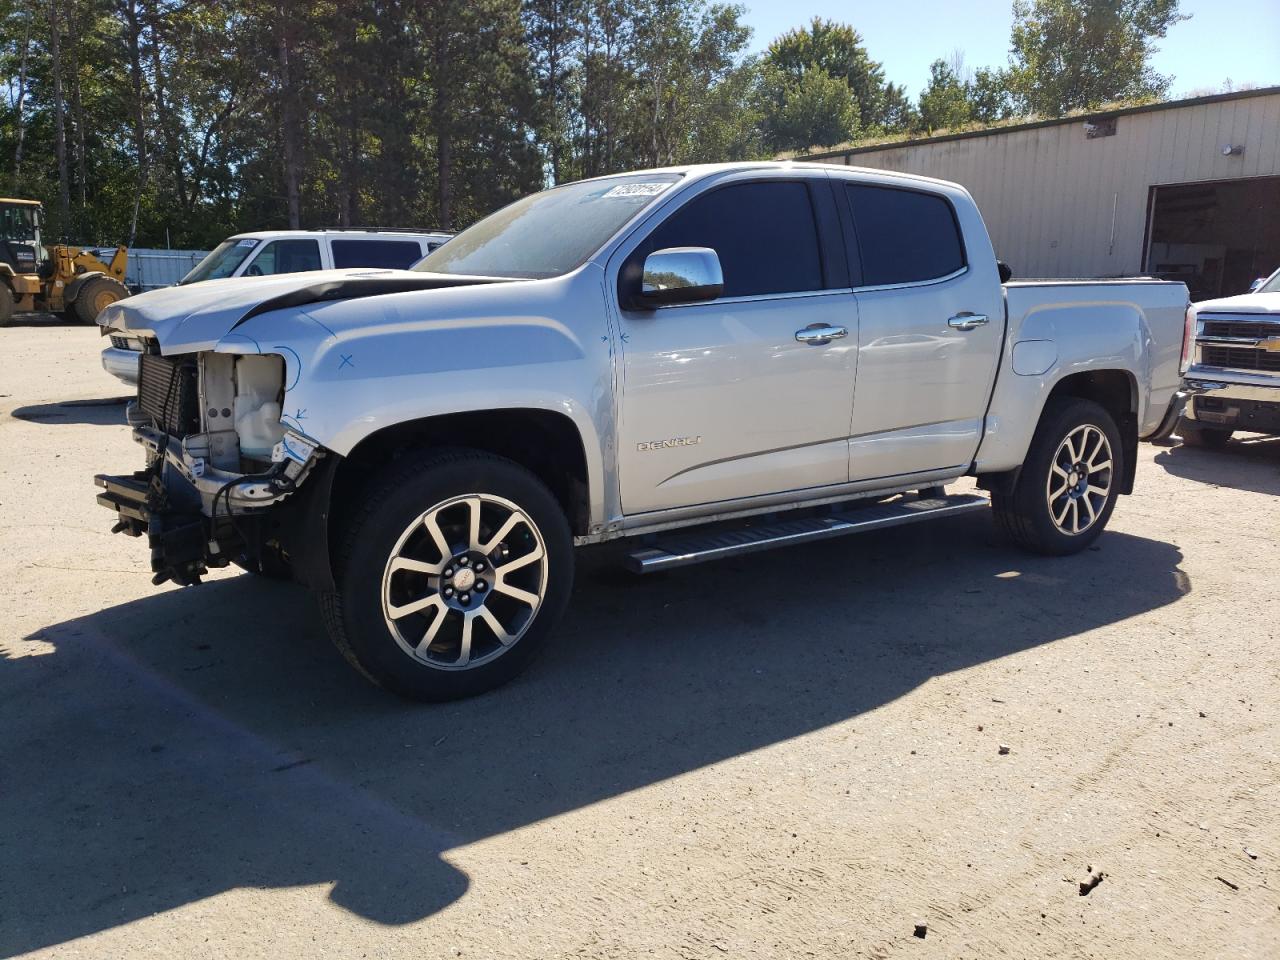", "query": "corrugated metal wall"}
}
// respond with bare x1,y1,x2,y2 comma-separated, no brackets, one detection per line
125,249,209,291
812,90,1280,279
